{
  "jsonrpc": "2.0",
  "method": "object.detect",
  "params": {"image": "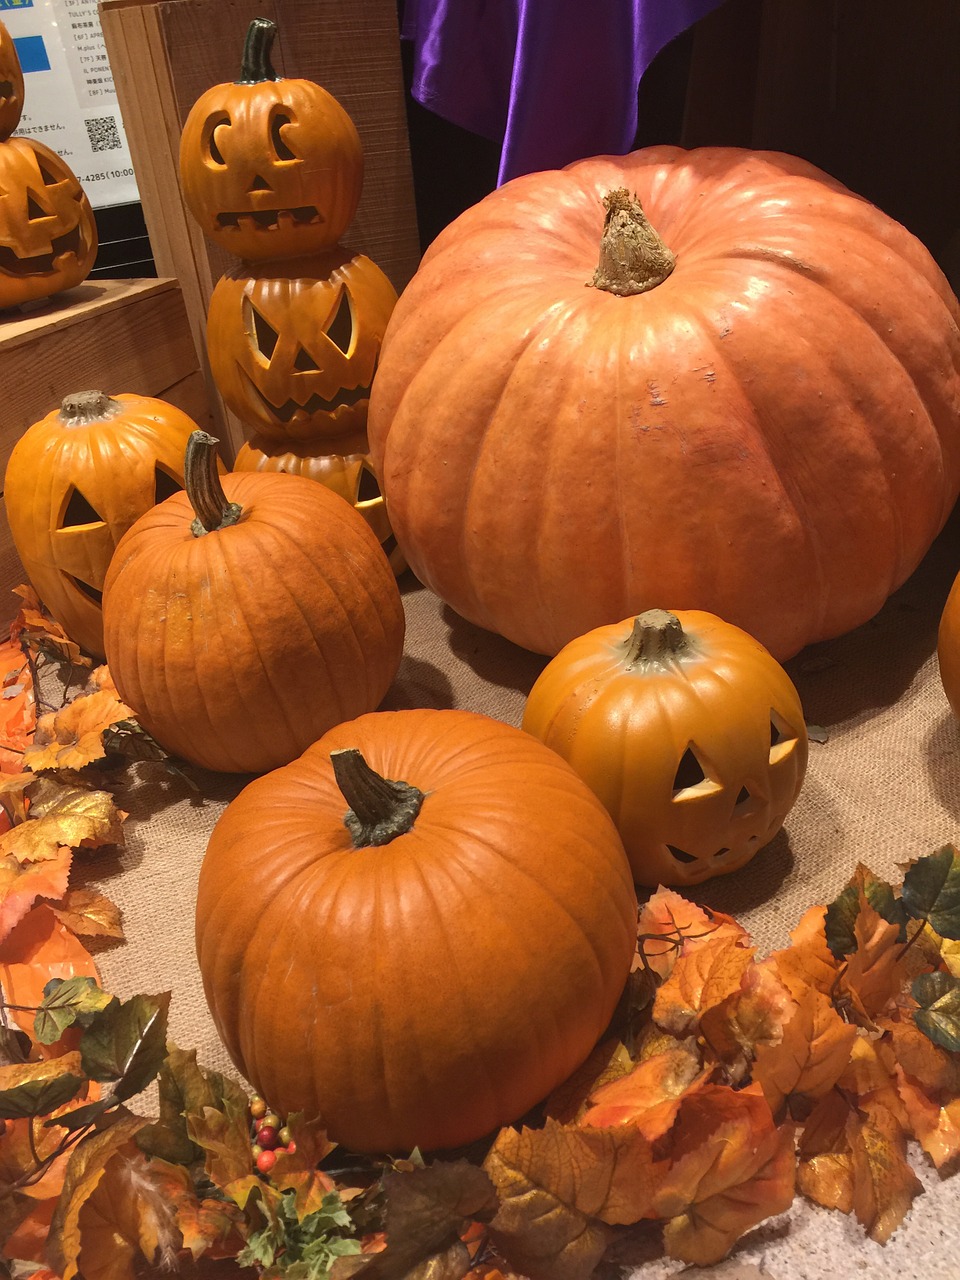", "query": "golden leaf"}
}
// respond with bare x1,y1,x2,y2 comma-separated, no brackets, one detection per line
848,1098,922,1244
25,689,135,772
753,985,858,1116
47,887,124,941
0,771,37,825
653,935,755,1038
796,1089,854,1213
895,1068,960,1170
3,778,126,858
